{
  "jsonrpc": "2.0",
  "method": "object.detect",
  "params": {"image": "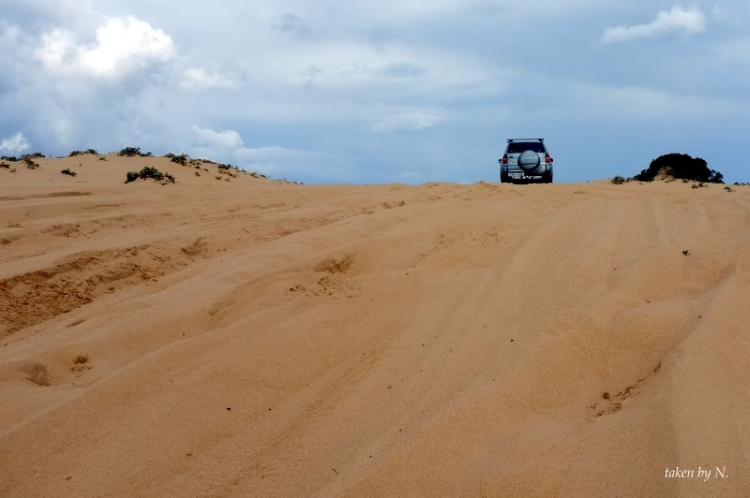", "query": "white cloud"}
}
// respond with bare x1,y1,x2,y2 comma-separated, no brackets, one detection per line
35,15,175,77
601,6,706,44
370,112,441,133
182,68,238,90
0,132,30,154
187,127,356,180
192,126,244,148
